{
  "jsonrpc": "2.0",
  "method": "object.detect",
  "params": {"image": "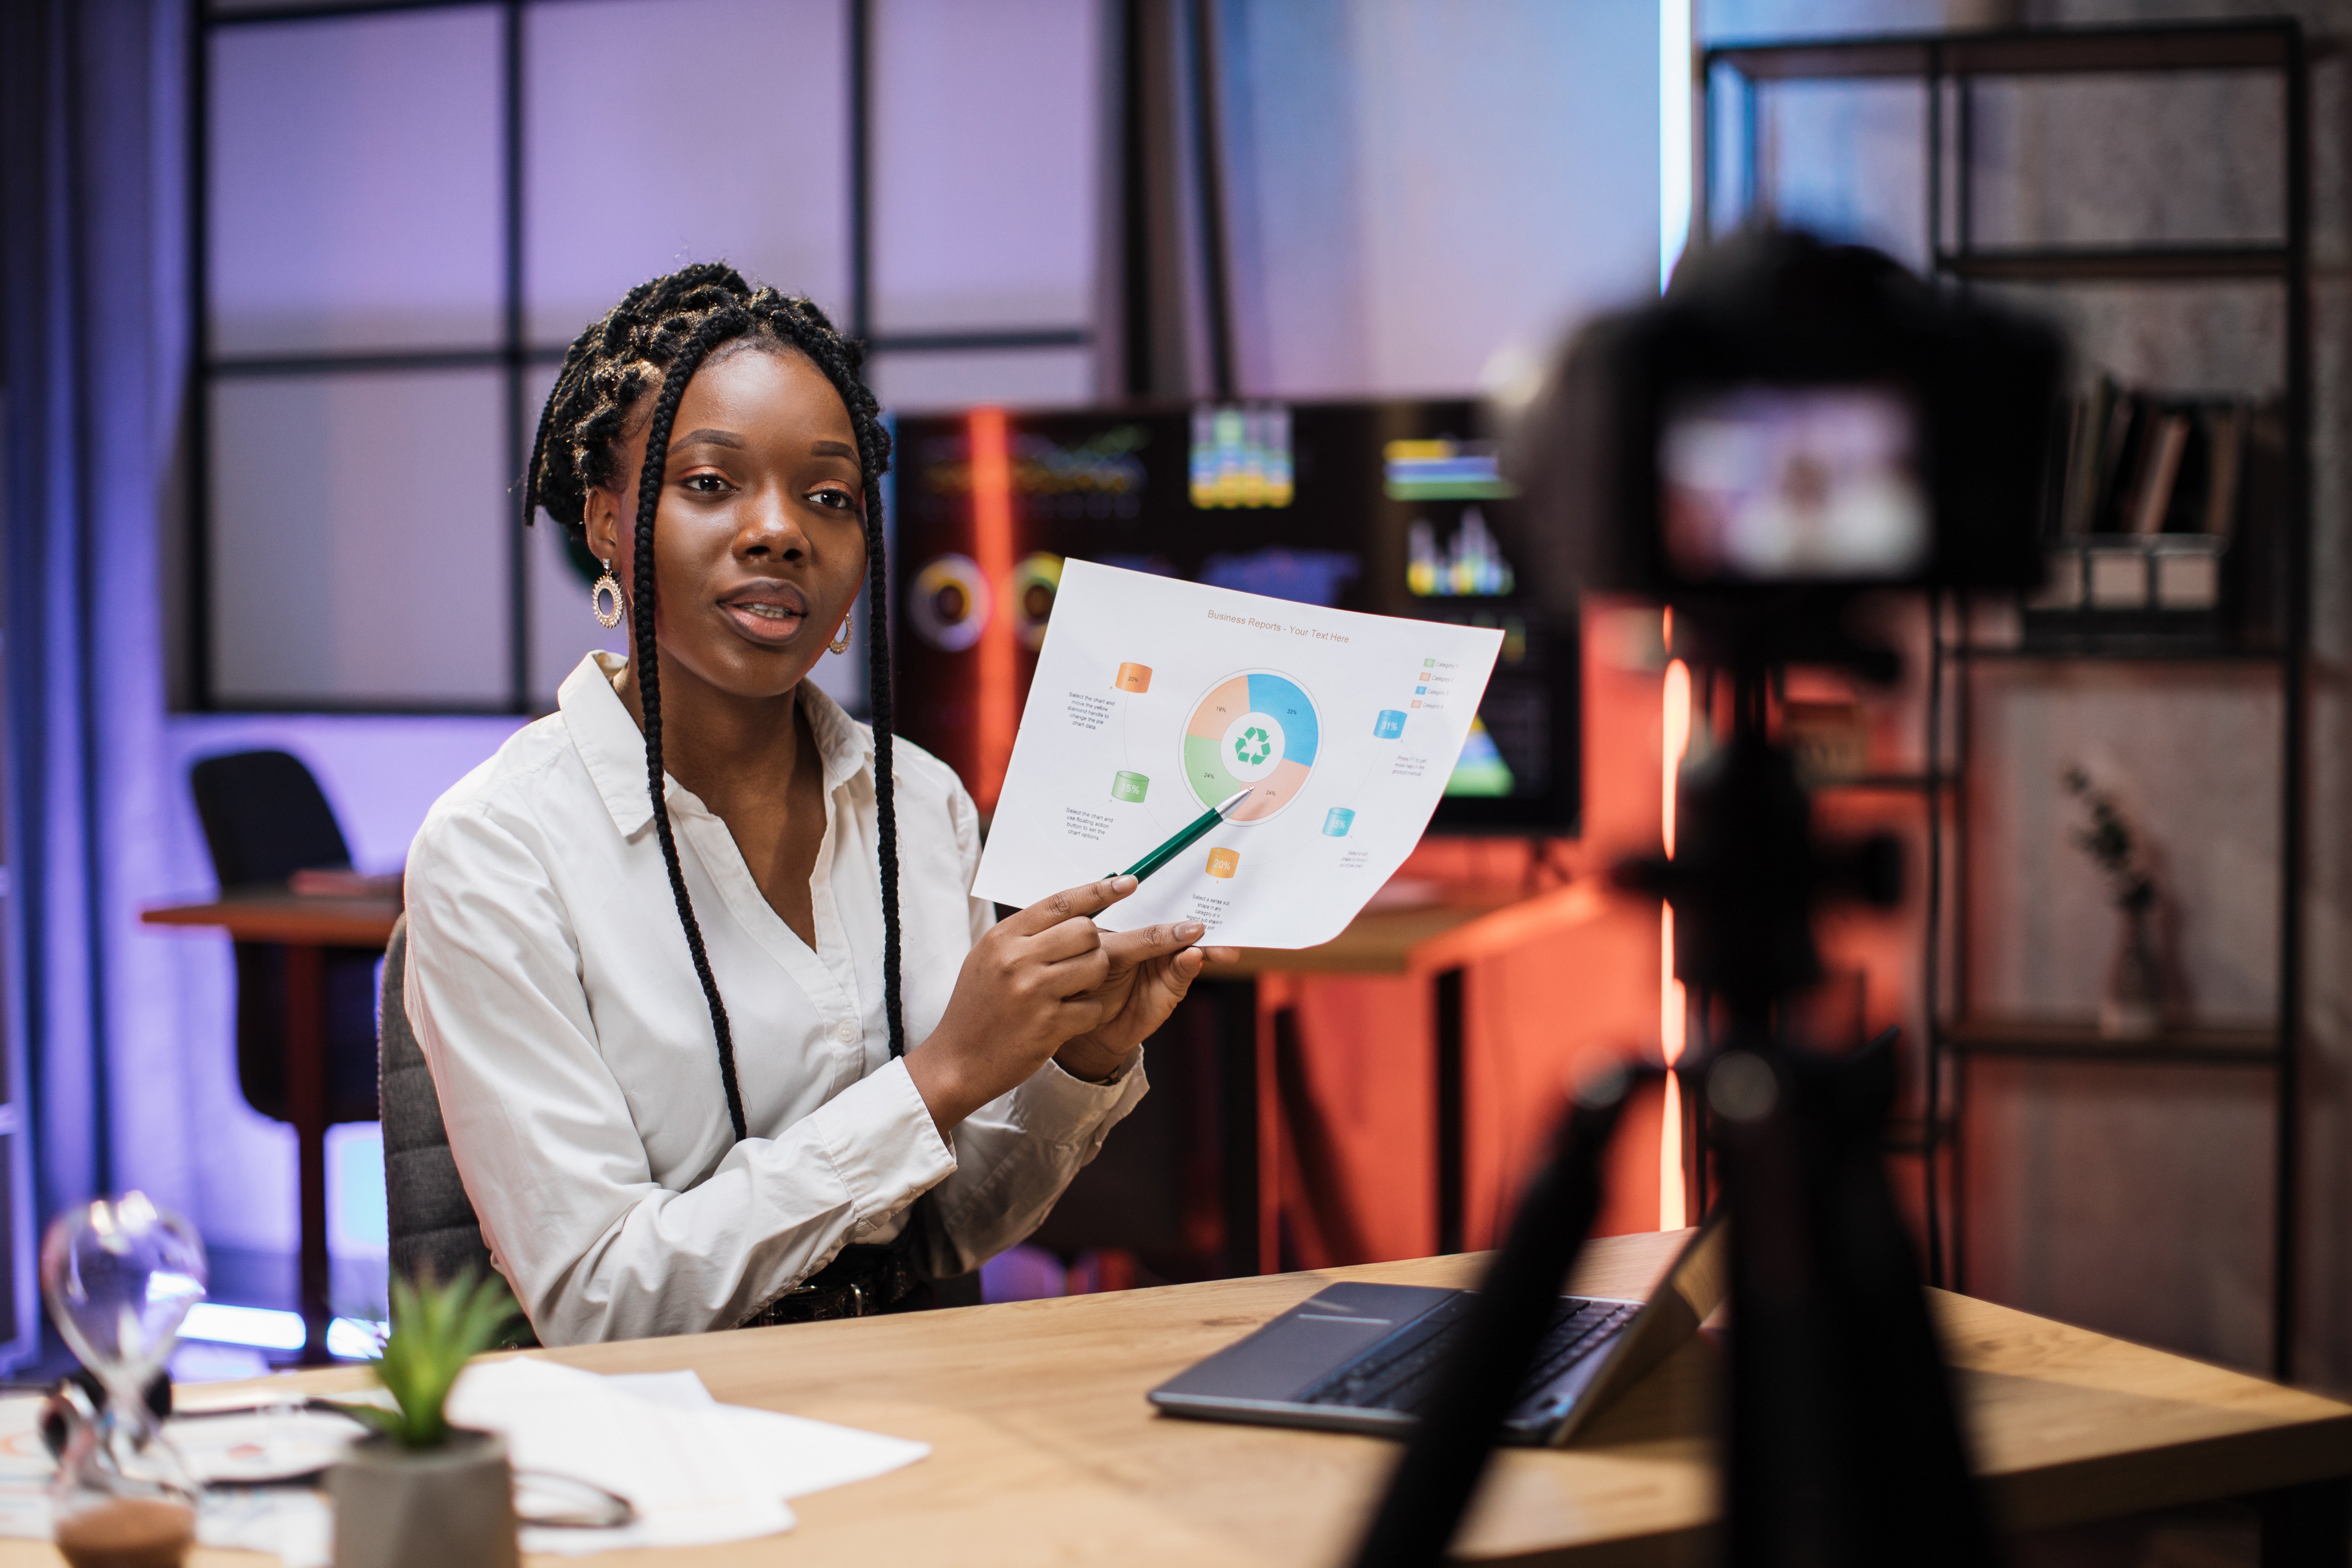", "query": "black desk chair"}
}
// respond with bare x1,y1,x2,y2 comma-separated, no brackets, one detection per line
379,916,538,1348
188,750,382,1125
377,914,495,1287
